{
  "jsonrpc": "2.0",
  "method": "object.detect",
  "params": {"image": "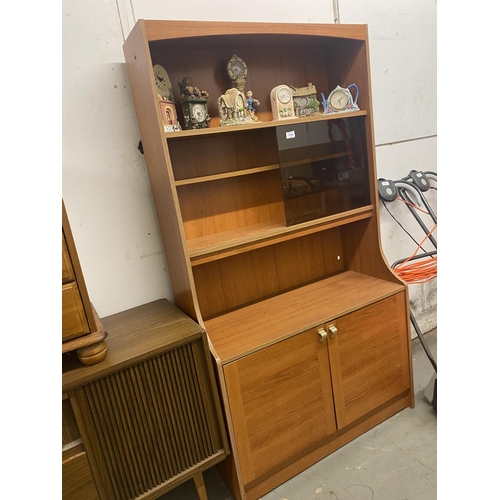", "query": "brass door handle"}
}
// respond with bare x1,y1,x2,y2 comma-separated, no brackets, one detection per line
328,325,338,337
318,328,327,342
